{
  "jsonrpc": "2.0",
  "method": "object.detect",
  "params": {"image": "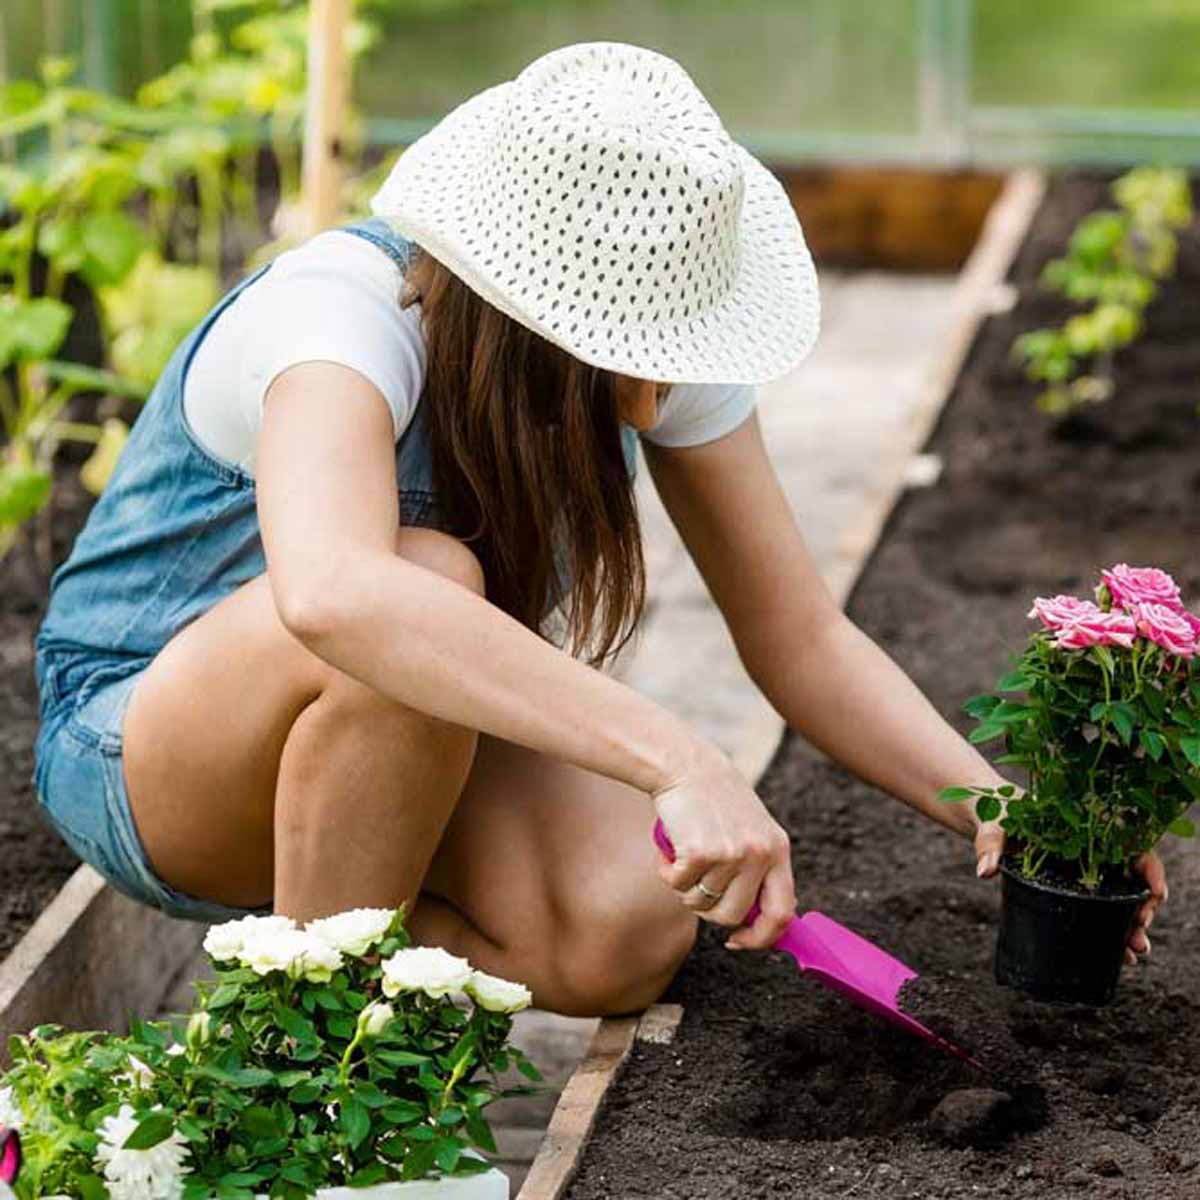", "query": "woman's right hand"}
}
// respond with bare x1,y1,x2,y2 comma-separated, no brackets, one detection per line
652,753,796,951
